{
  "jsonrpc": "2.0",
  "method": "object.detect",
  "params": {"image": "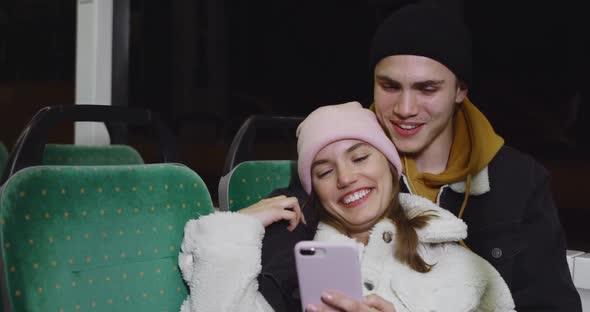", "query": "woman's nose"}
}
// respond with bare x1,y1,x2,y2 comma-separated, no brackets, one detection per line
336,166,357,189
